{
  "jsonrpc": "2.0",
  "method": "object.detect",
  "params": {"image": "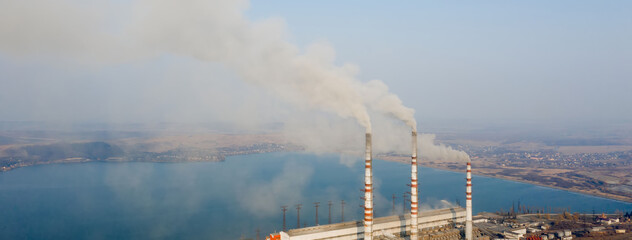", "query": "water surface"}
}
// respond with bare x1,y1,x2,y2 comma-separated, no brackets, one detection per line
0,152,630,239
